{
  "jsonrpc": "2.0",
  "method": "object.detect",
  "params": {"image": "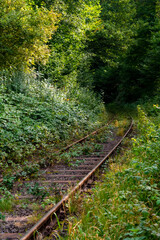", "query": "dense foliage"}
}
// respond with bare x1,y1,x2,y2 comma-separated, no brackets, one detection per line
85,0,160,103
39,0,101,87
29,0,160,103
0,0,58,70
1,0,160,102
65,107,160,239
0,72,105,162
